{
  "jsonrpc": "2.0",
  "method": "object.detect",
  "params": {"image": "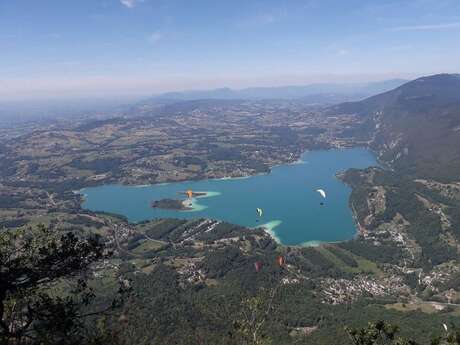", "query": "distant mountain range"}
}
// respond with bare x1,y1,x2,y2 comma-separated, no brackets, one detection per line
144,79,408,105
331,73,460,181
0,79,409,122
